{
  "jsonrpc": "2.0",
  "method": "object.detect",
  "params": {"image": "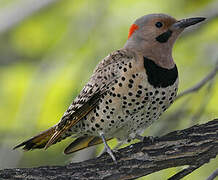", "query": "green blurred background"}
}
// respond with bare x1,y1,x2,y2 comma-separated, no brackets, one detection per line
0,0,217,179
